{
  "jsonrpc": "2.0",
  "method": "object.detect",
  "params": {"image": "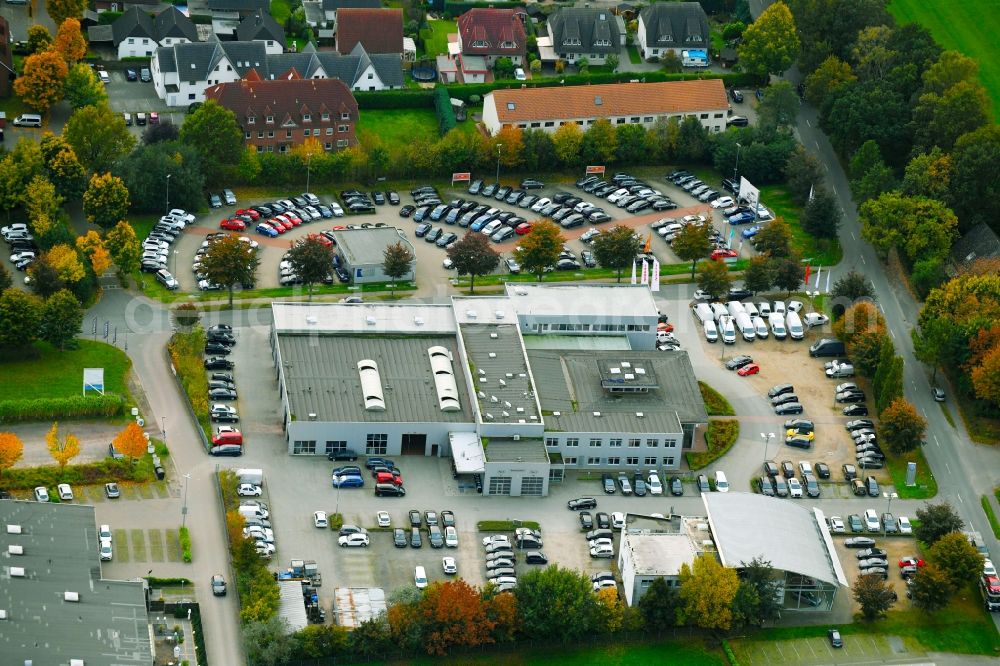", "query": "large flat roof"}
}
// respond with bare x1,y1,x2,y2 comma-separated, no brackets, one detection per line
272,302,456,335
333,227,413,266
526,349,706,433
460,322,541,424
0,501,152,665
622,532,700,576
702,493,849,587
277,333,472,423
484,437,549,463
504,283,659,319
